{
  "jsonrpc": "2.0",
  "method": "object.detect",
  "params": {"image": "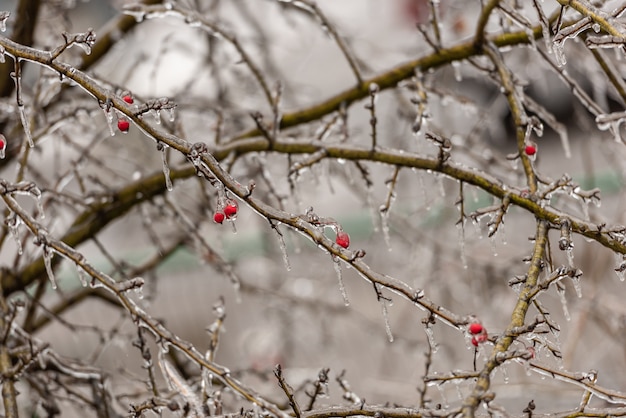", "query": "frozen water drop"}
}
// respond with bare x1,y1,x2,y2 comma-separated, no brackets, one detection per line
124,7,146,22
0,11,9,32
76,265,89,287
